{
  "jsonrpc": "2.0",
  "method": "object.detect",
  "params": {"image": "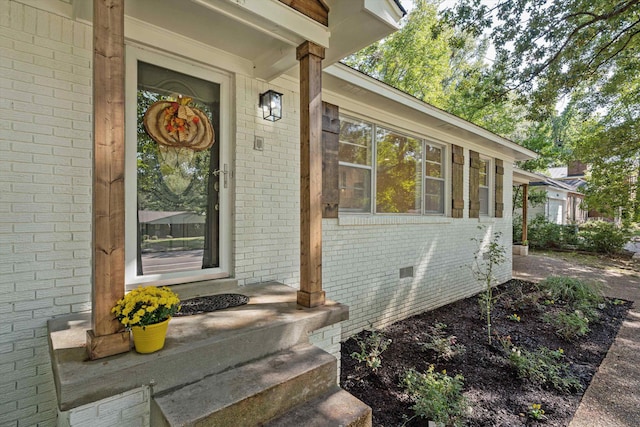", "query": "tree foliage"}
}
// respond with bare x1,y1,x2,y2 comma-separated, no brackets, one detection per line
443,0,640,219
443,0,640,118
343,0,454,108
